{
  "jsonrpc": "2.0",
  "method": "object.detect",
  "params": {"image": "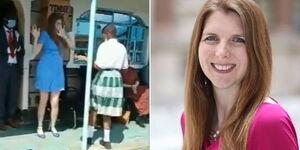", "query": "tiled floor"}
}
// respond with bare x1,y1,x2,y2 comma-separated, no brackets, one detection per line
0,108,149,150
88,122,149,150
0,122,149,150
